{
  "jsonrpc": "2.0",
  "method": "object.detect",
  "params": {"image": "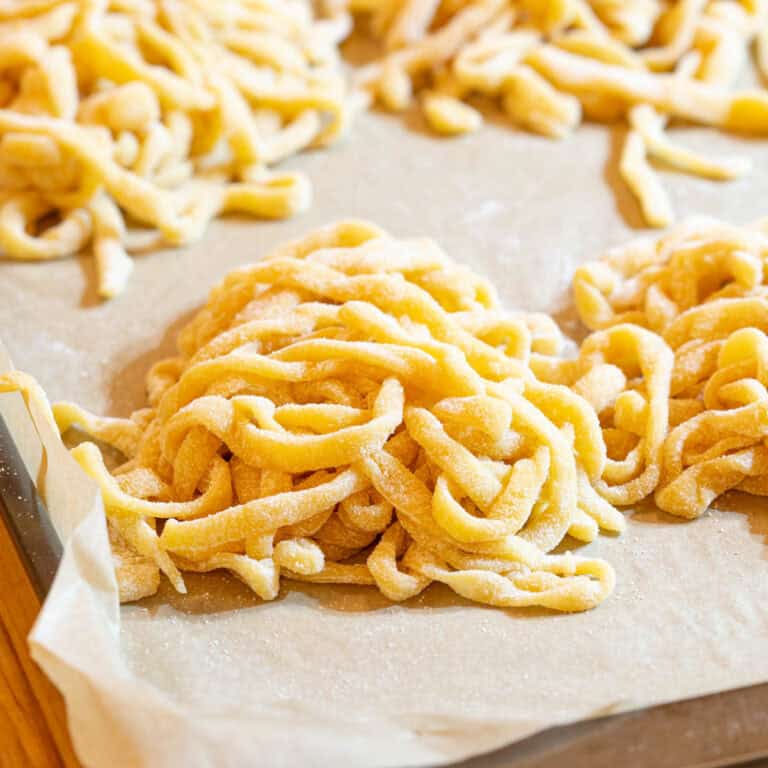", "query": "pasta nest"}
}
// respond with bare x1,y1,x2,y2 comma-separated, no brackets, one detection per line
50,220,623,611
560,215,768,518
0,0,349,296
3,215,768,611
